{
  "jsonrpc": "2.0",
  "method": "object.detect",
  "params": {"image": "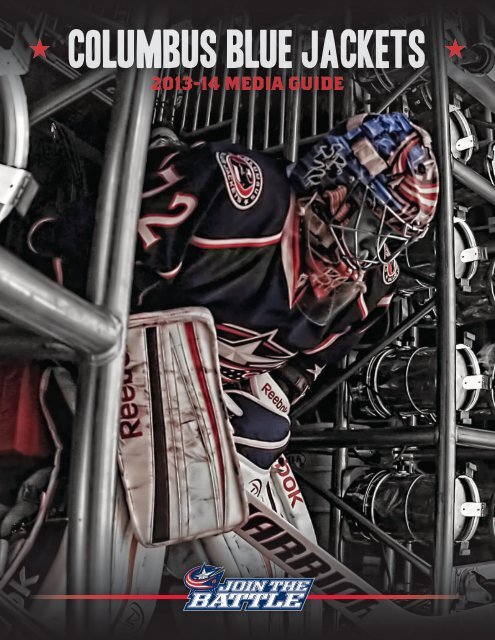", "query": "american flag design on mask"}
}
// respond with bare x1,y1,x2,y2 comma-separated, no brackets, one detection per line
385,128,439,237
291,112,440,245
